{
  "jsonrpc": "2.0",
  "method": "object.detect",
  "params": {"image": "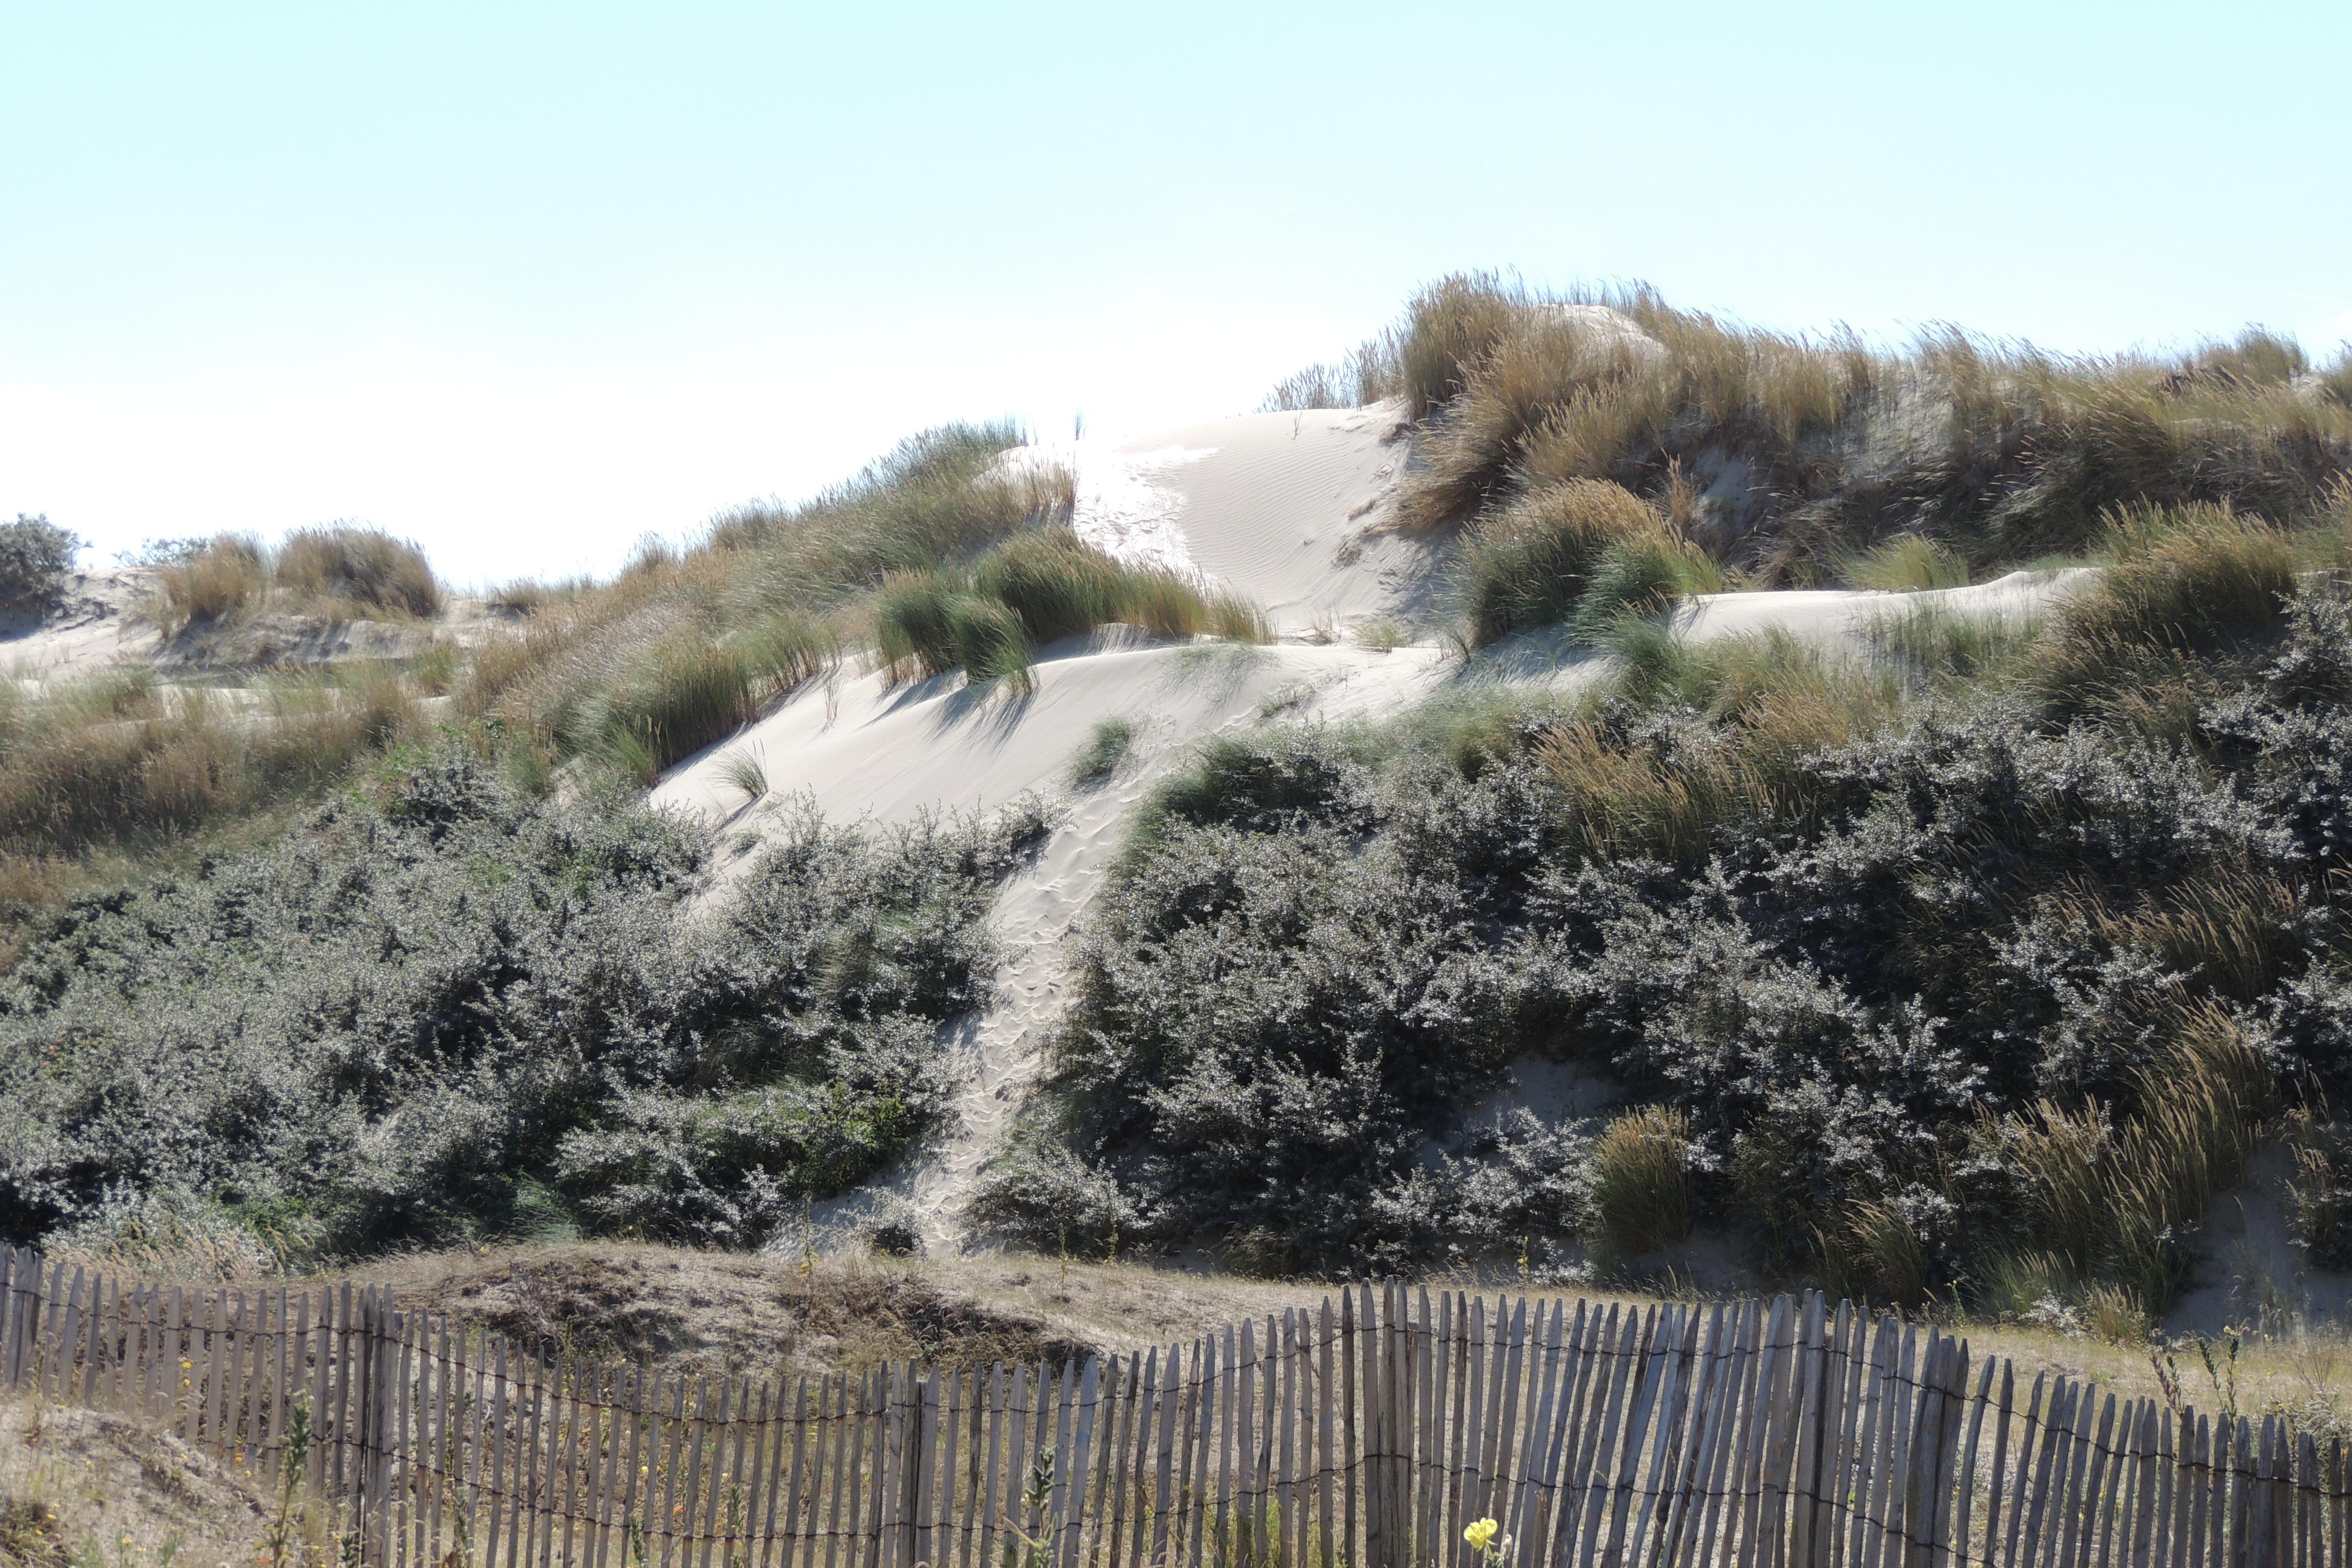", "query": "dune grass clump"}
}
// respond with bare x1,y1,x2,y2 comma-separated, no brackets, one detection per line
1462,479,1663,646
153,533,271,633
275,525,443,617
1867,601,2042,684
1587,1105,1693,1258
876,531,1267,690
2027,503,2303,722
1990,1006,2274,1312
1273,275,2350,588
148,526,445,635
1567,532,1721,646
1846,534,1971,592
598,640,763,781
1068,717,1138,788
465,424,1062,775
1530,628,1901,866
